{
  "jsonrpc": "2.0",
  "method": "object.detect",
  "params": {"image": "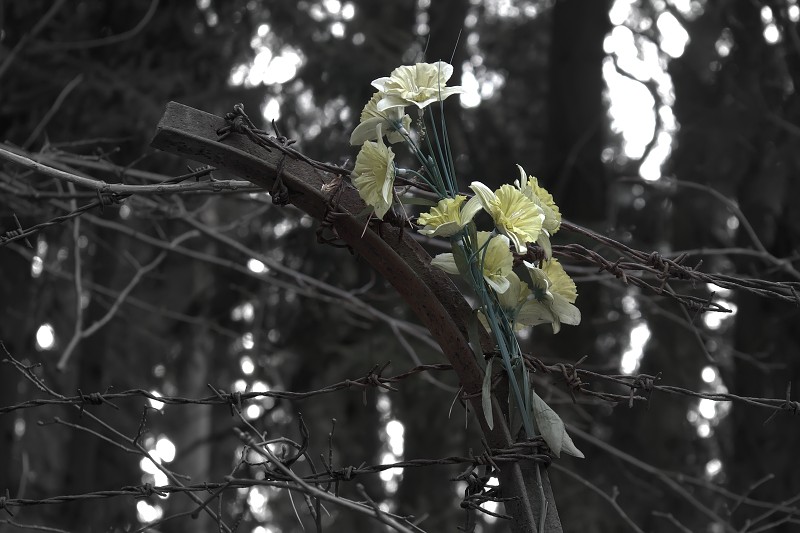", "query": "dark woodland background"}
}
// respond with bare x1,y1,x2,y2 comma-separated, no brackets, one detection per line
1,0,800,531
